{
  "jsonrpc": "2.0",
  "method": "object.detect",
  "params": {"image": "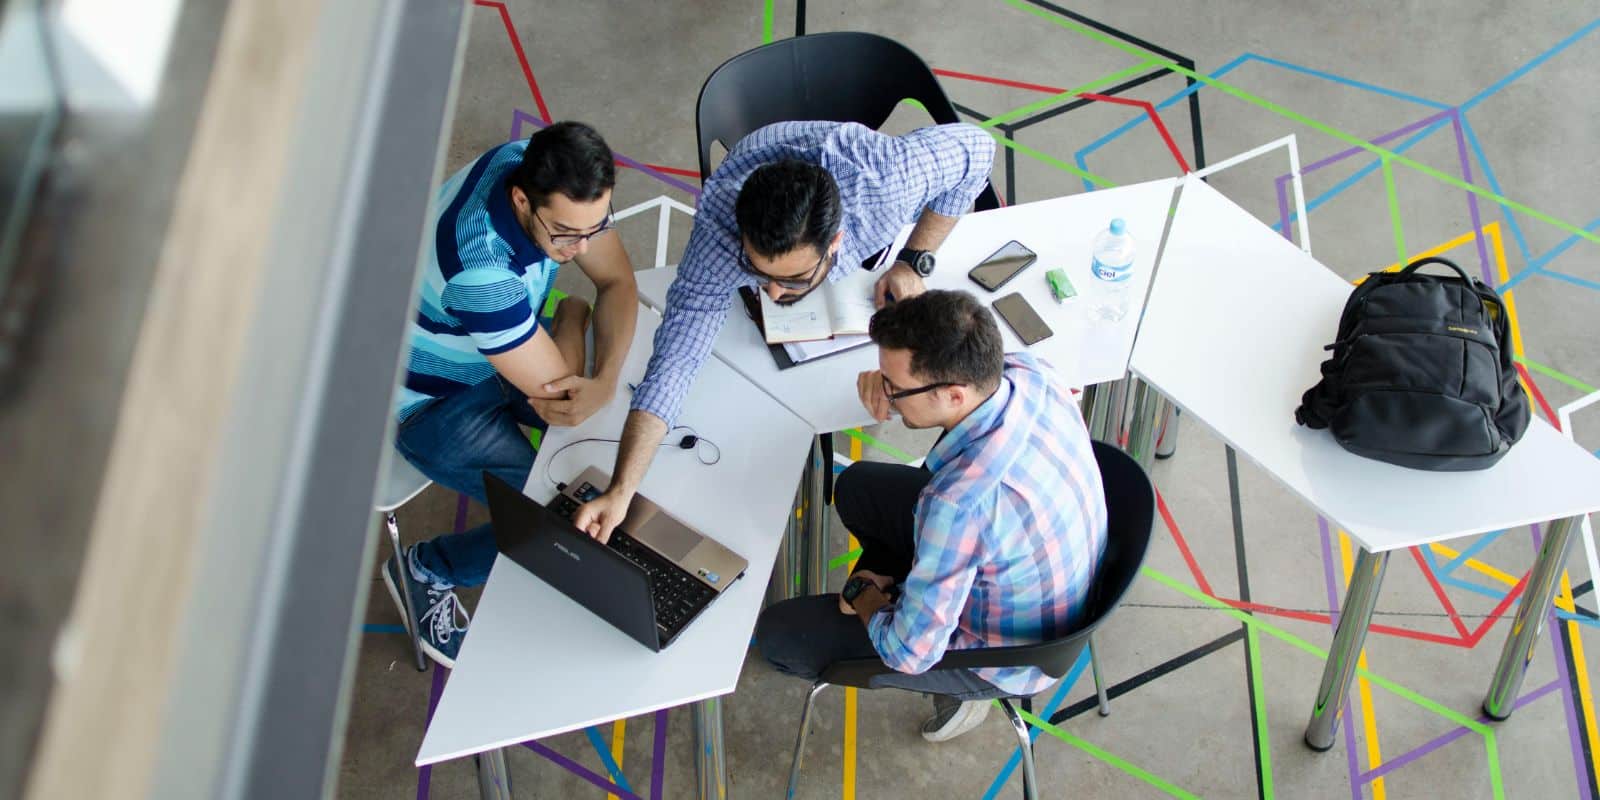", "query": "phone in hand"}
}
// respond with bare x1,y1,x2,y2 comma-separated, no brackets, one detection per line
992,292,1053,346
968,240,1037,292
